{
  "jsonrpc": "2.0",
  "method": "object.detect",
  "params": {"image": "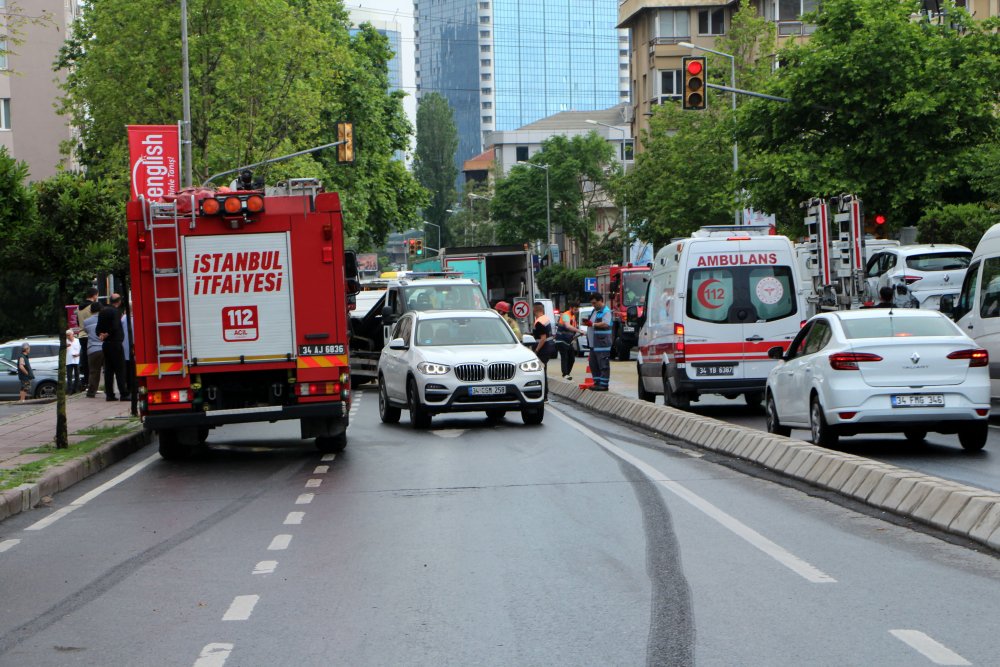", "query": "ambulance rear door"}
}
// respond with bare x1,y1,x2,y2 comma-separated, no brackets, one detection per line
738,239,802,382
